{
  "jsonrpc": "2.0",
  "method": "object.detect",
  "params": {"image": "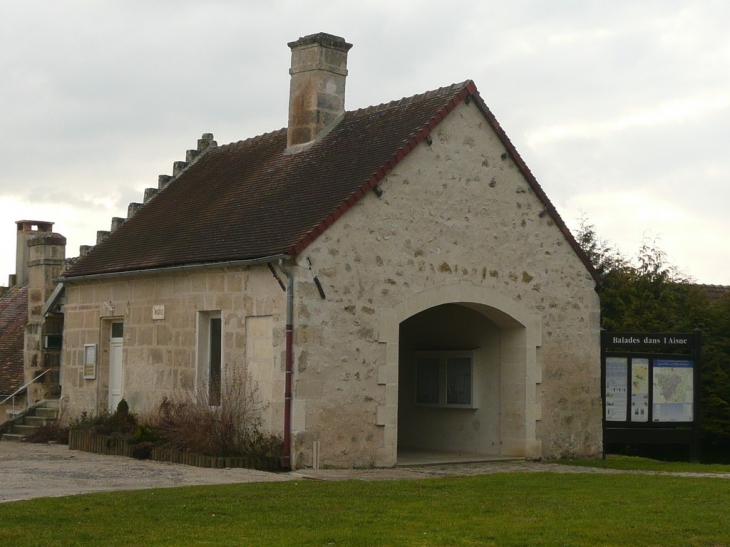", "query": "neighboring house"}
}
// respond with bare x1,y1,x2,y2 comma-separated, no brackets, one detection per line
59,33,602,468
0,221,66,420
700,284,730,305
0,285,28,419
